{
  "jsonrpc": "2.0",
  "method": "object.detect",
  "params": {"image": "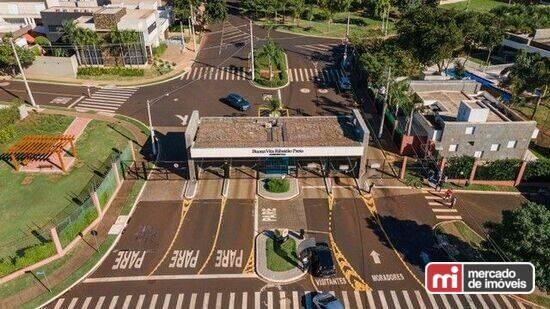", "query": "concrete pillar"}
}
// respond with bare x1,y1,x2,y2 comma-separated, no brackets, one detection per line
50,227,63,255
514,160,528,186
469,160,479,184
90,191,102,217
400,156,408,180
112,162,121,186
